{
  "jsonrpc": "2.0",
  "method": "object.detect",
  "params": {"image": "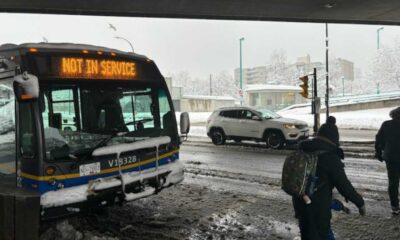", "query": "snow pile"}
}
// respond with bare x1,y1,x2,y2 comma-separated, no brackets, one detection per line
278,107,392,129
41,184,89,208
175,112,211,124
